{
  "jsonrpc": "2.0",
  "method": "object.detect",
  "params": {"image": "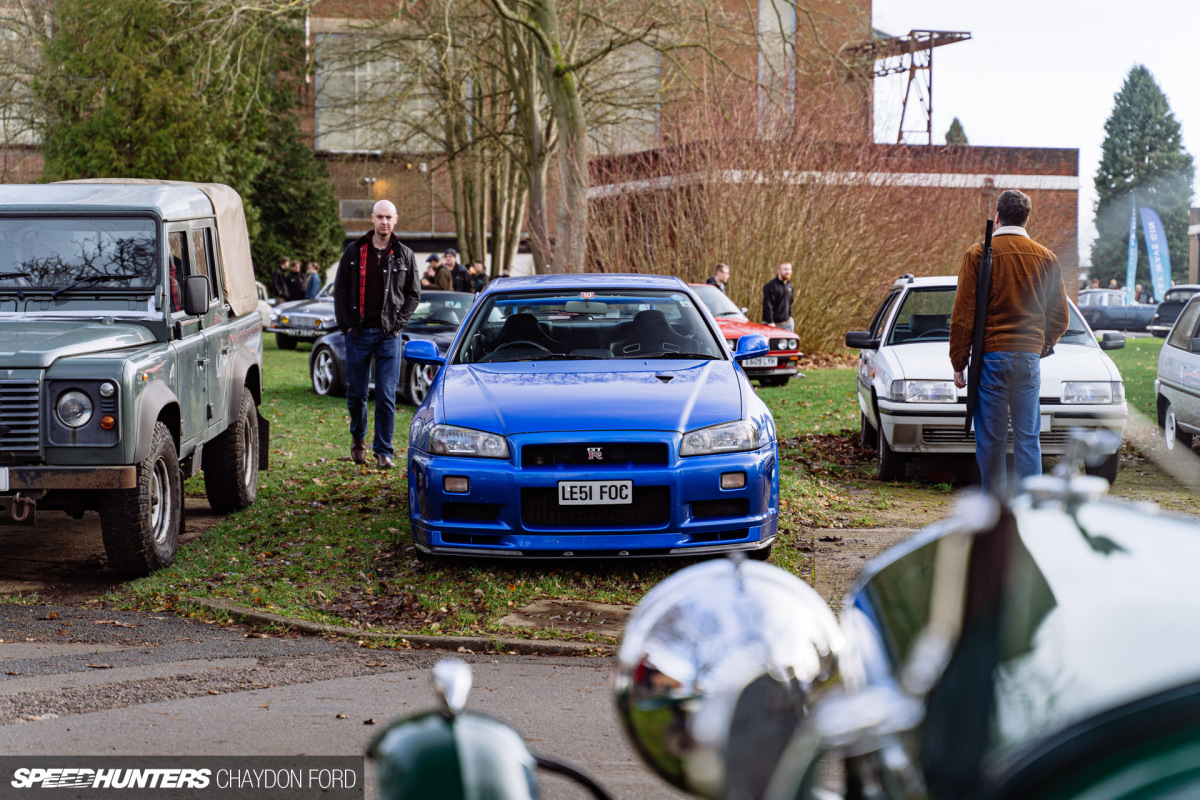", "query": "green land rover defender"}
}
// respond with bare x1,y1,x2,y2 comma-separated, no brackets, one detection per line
0,180,268,576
